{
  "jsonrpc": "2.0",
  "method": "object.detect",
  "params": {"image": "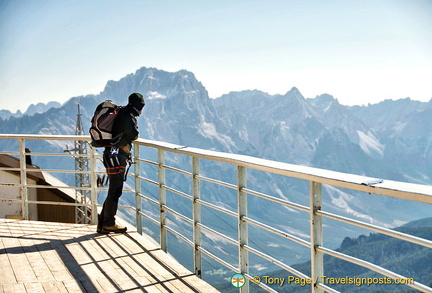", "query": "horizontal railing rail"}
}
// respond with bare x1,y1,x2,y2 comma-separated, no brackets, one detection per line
0,133,431,293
